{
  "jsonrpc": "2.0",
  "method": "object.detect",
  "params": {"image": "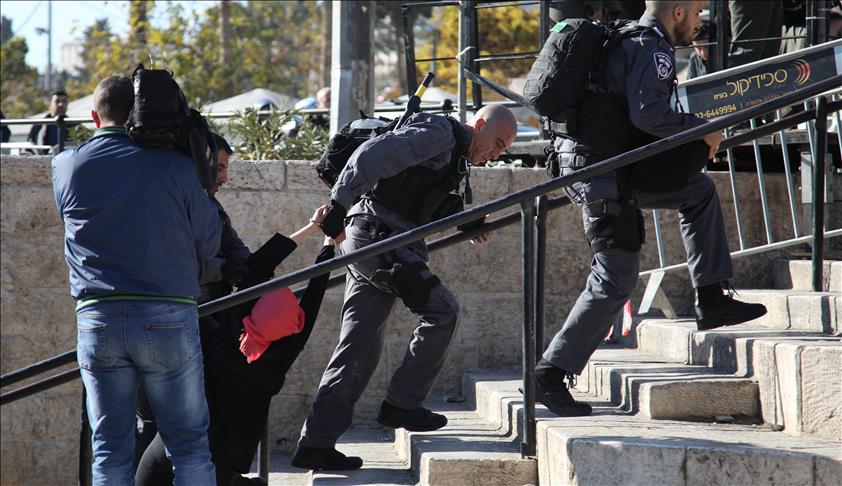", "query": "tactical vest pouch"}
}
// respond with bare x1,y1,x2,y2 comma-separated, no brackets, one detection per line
585,199,645,253
370,261,441,309
628,140,709,193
